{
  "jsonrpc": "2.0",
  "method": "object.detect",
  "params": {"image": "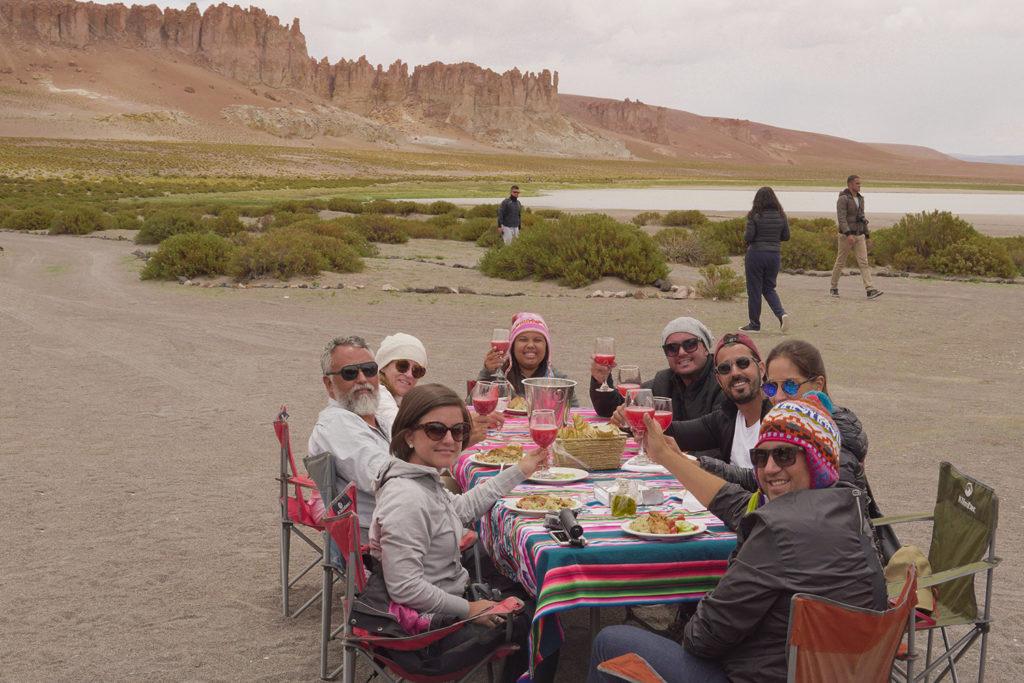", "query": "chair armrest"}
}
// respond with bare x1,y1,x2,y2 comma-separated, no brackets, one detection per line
871,511,933,527
887,559,1001,597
